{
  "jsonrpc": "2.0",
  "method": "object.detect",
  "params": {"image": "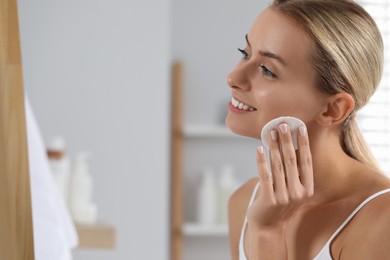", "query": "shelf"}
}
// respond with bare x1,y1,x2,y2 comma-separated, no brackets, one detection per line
76,223,116,249
182,223,228,236
182,125,239,138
